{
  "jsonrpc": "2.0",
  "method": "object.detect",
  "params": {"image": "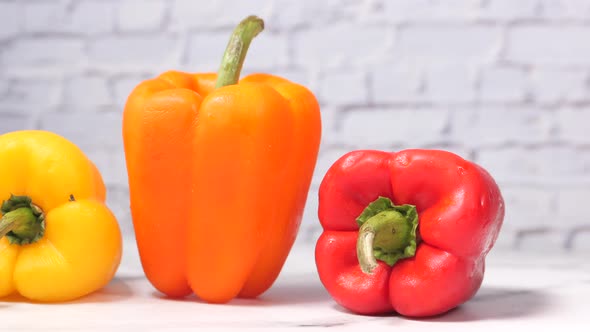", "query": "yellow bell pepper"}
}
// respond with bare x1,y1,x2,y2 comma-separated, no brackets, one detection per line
0,130,122,302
